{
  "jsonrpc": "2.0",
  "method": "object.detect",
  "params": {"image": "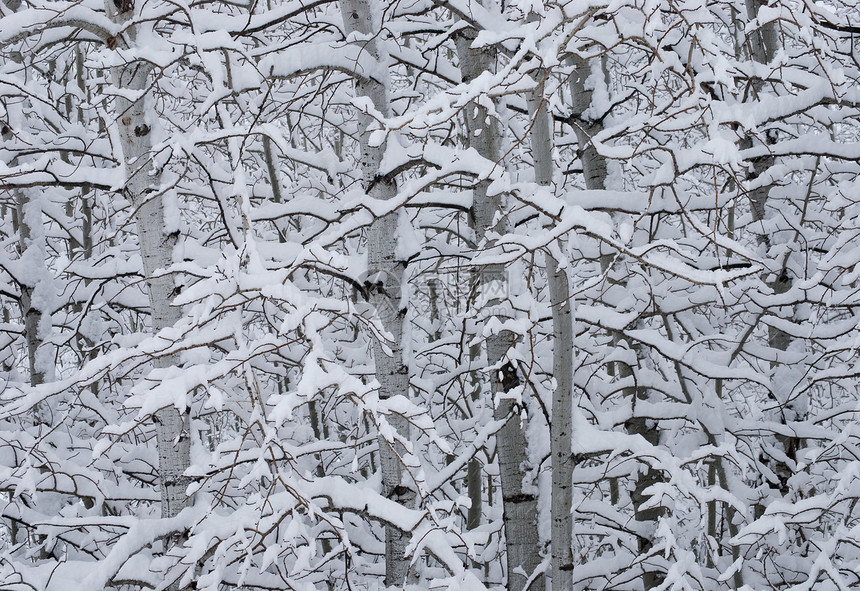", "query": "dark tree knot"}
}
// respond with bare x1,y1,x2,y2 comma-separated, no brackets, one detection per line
113,0,134,13
500,362,520,392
